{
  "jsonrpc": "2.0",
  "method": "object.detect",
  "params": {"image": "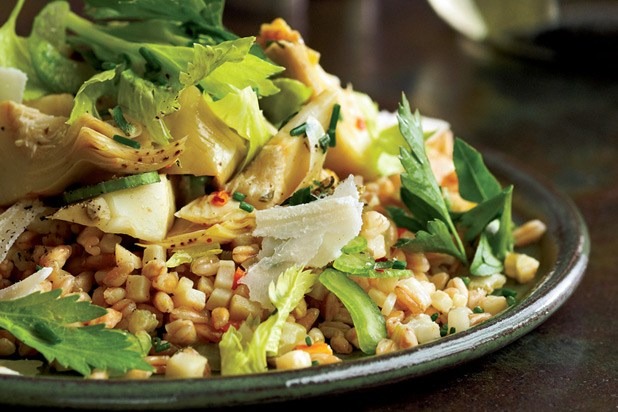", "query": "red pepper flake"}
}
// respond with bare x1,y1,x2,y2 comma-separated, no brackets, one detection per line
210,190,230,206
220,320,241,332
355,117,367,131
232,267,246,289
